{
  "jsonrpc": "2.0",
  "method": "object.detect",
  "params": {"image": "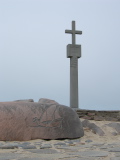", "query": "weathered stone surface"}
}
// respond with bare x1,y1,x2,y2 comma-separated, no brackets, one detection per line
0,102,84,141
26,148,58,154
94,115,104,121
69,150,108,157
38,98,59,105
76,110,120,121
108,147,120,152
105,122,120,133
111,132,118,136
18,144,36,149
0,144,18,149
82,119,105,136
40,144,52,149
85,139,93,143
0,153,23,159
